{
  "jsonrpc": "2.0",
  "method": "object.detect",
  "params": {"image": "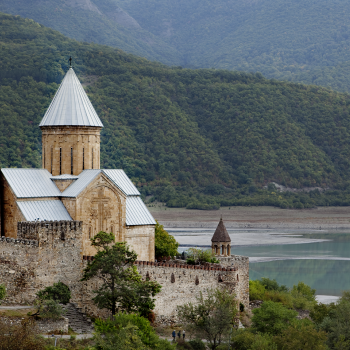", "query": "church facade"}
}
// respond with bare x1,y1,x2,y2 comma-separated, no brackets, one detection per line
0,67,155,261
